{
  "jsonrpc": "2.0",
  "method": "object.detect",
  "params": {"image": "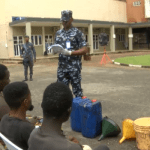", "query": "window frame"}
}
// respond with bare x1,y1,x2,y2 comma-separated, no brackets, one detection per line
119,34,125,42
31,35,42,46
45,34,53,45
107,35,109,42
45,34,53,53
13,35,24,56
133,1,141,6
85,34,88,43
93,34,99,50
